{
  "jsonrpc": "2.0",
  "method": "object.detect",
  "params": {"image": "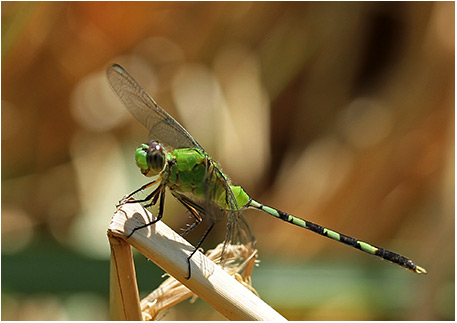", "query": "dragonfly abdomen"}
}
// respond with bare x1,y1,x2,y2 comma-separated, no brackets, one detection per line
247,199,426,274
